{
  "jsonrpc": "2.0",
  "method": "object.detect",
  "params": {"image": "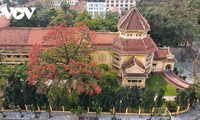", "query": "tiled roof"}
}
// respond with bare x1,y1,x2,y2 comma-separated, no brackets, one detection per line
122,57,147,78
122,57,145,70
154,47,168,59
154,47,176,62
92,32,118,45
0,28,31,45
0,28,49,47
0,27,157,54
118,8,150,31
111,35,157,54
28,28,50,45
0,16,10,28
